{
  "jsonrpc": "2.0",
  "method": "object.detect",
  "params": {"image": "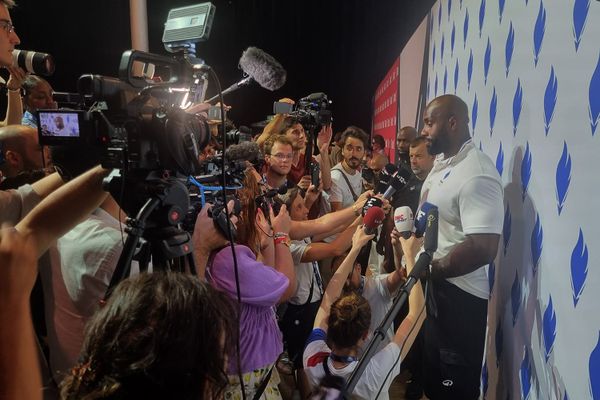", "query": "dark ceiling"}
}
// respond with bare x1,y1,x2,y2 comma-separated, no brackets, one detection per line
9,0,434,133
